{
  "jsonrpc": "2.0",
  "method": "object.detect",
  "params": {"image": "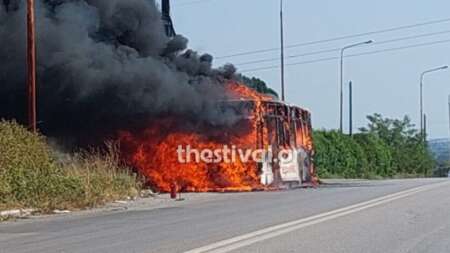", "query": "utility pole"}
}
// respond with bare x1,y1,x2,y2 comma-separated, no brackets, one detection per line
423,114,427,144
448,95,450,161
27,0,37,133
420,77,423,136
349,81,353,136
280,0,285,101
